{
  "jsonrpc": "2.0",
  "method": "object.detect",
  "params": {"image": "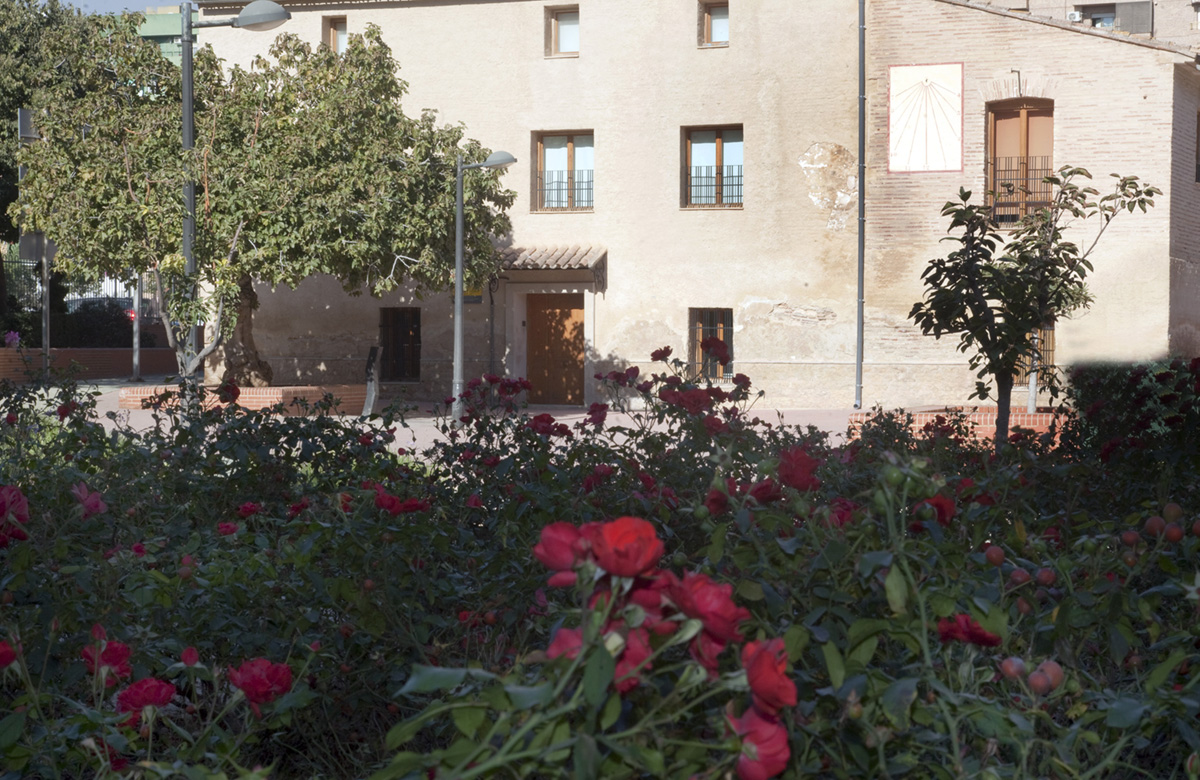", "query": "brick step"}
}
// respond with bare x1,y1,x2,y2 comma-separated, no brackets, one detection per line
848,407,1057,441
118,384,368,416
